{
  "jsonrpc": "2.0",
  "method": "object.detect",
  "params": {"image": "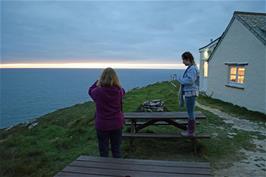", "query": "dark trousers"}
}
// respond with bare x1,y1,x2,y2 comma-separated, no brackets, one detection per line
96,128,122,158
